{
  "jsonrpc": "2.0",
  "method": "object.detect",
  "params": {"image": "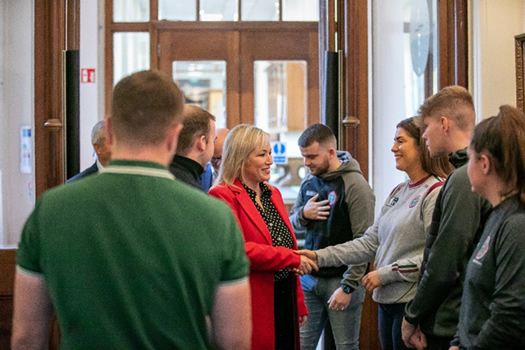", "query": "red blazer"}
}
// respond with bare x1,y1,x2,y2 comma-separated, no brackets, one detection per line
209,179,307,350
